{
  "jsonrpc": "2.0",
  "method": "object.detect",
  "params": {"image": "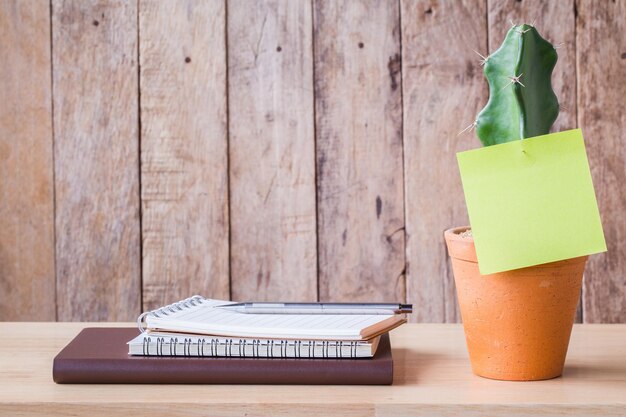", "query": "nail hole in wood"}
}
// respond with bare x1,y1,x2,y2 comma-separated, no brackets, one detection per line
621,52,626,59
93,20,99,26
276,46,282,52
424,8,432,14
185,57,191,63
358,42,364,49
